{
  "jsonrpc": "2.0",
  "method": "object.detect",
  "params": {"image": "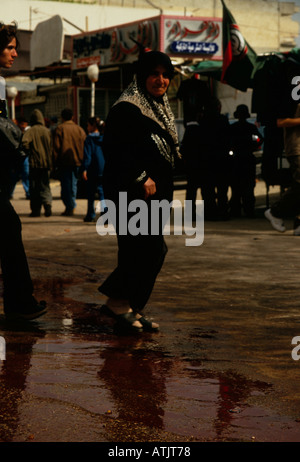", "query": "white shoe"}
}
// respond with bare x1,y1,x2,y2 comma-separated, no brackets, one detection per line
264,208,286,232
294,226,300,236
293,218,300,235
